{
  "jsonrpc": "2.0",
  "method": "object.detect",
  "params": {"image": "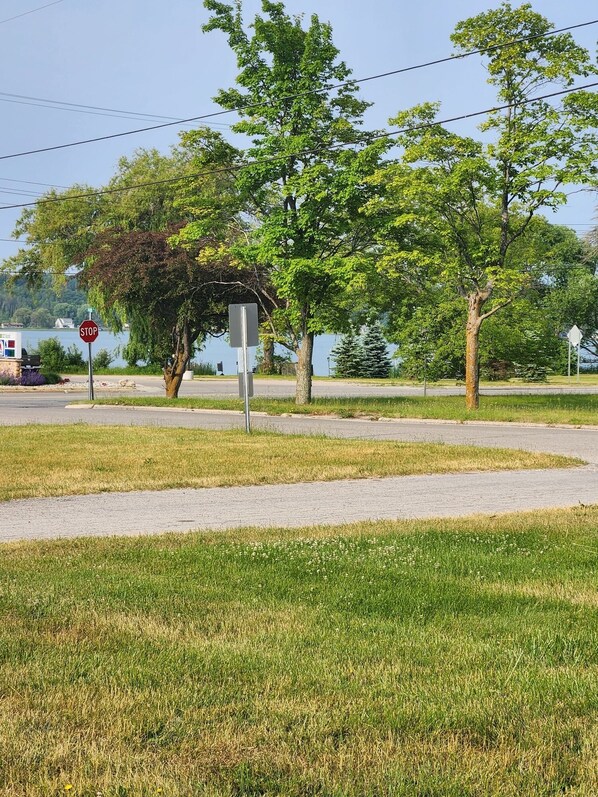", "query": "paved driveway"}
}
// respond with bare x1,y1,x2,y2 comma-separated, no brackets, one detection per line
1,465,596,543
1,394,597,543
